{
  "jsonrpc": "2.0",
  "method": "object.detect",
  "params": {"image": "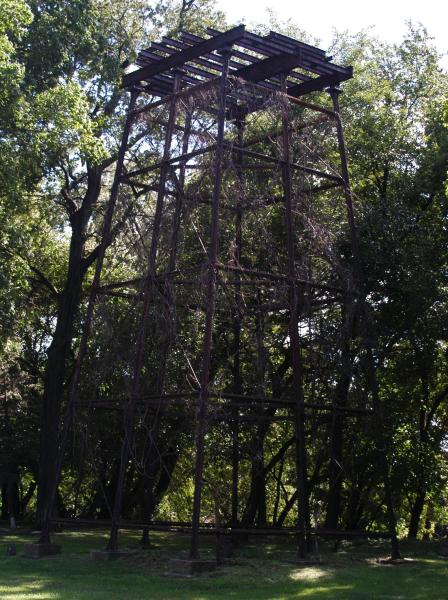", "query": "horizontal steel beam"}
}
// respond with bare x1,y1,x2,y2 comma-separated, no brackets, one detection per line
288,70,353,97
234,51,305,83
48,518,391,539
122,25,246,87
266,31,326,57
223,143,344,183
216,263,346,293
